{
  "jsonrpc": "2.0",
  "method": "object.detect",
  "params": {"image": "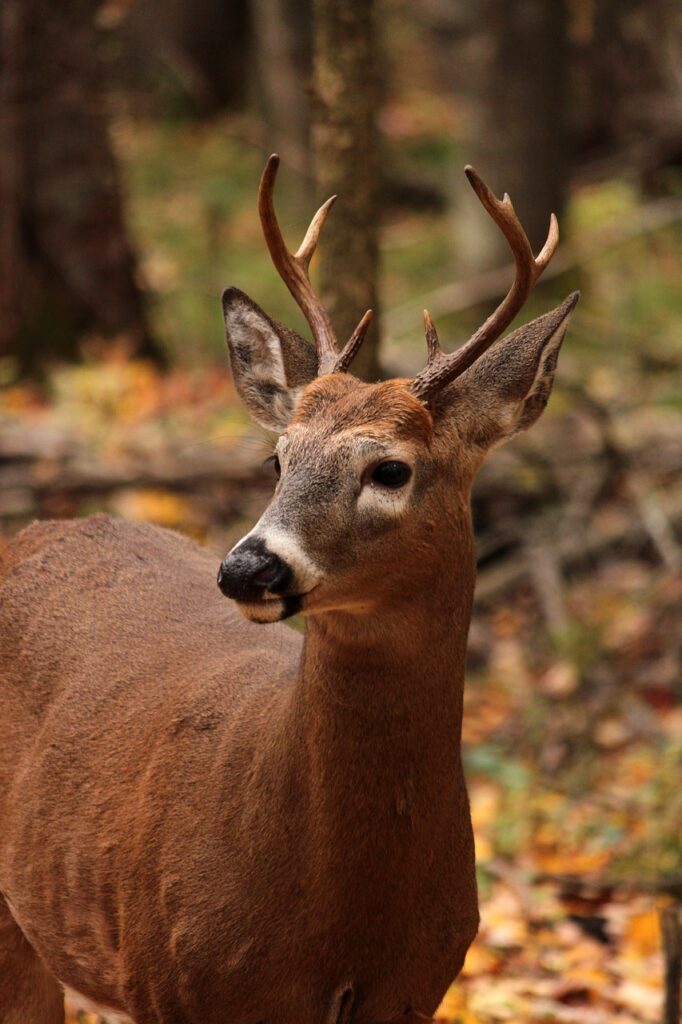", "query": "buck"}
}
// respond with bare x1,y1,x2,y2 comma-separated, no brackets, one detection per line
0,155,578,1024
